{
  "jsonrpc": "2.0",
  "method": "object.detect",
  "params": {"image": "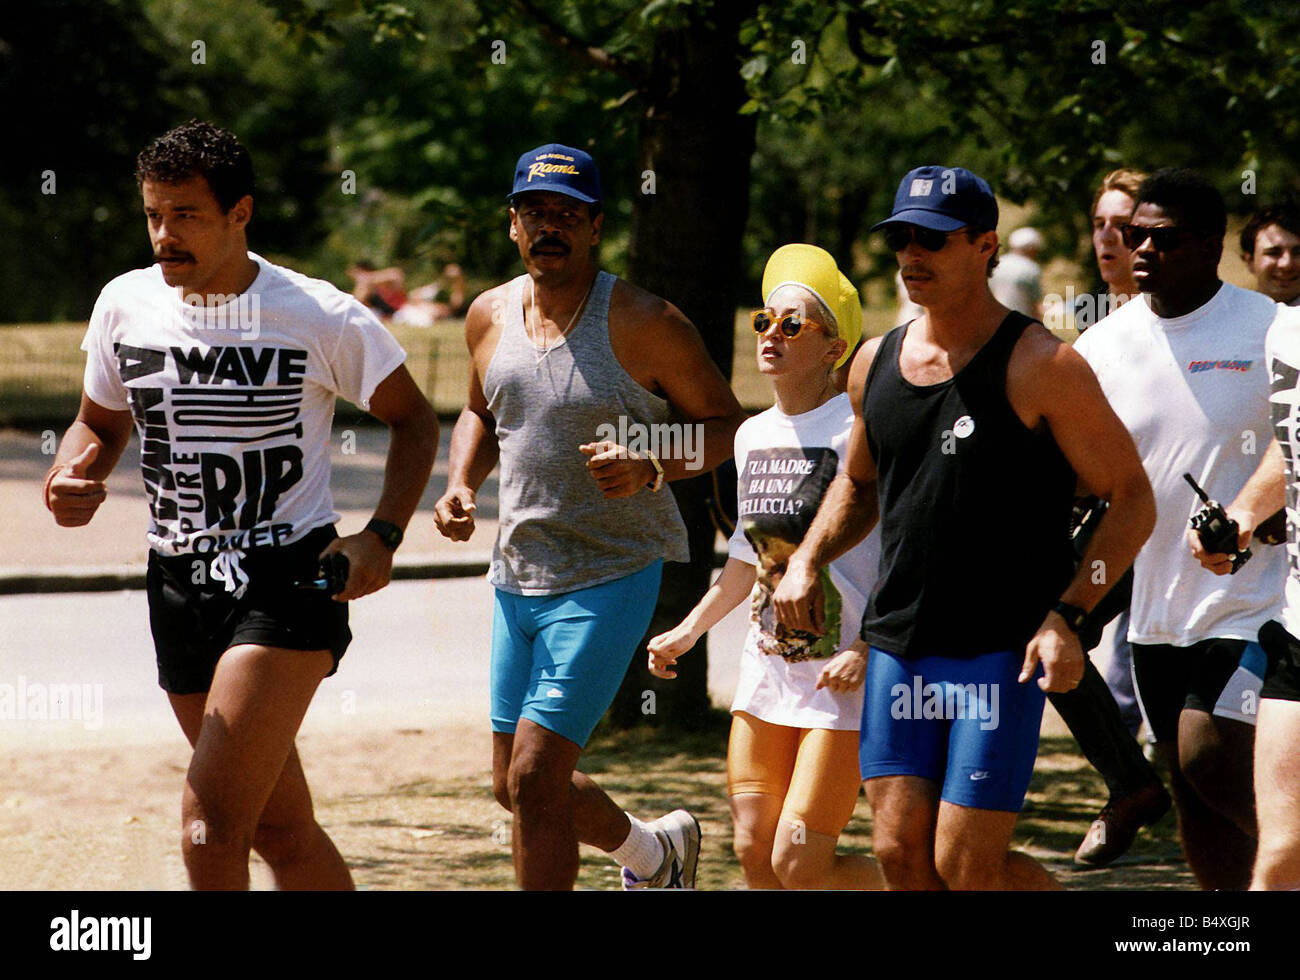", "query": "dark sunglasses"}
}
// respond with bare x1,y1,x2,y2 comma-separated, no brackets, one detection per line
1121,224,1190,251
883,224,964,252
752,309,818,339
